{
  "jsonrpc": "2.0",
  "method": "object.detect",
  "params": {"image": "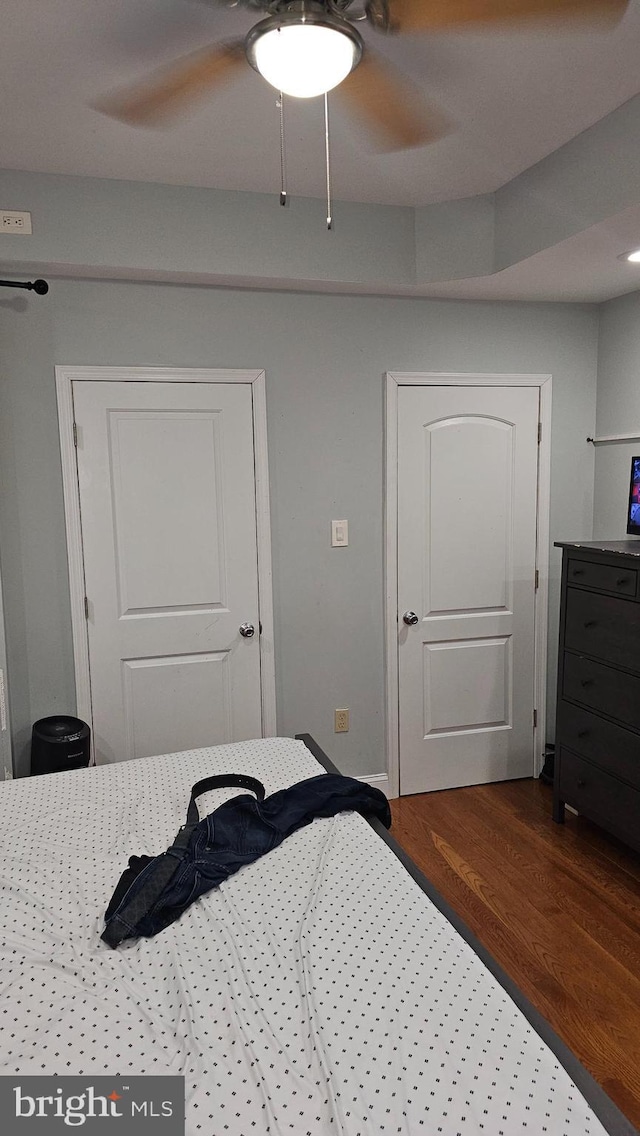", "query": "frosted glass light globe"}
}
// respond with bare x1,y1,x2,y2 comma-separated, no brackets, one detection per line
253,24,358,98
